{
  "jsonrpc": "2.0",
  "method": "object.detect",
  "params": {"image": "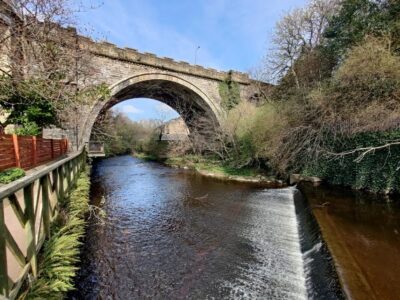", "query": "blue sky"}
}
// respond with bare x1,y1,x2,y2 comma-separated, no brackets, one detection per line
74,0,307,121
112,99,179,121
